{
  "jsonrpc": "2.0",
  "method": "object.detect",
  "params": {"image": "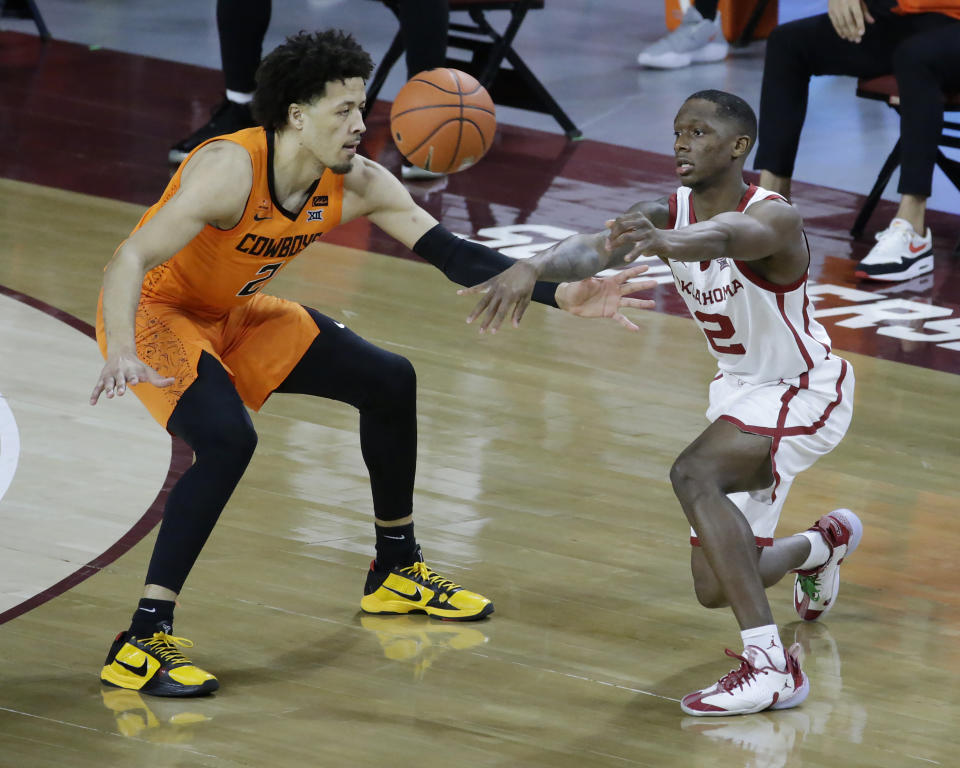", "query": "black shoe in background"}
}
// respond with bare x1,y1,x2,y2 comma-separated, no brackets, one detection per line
168,99,256,164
